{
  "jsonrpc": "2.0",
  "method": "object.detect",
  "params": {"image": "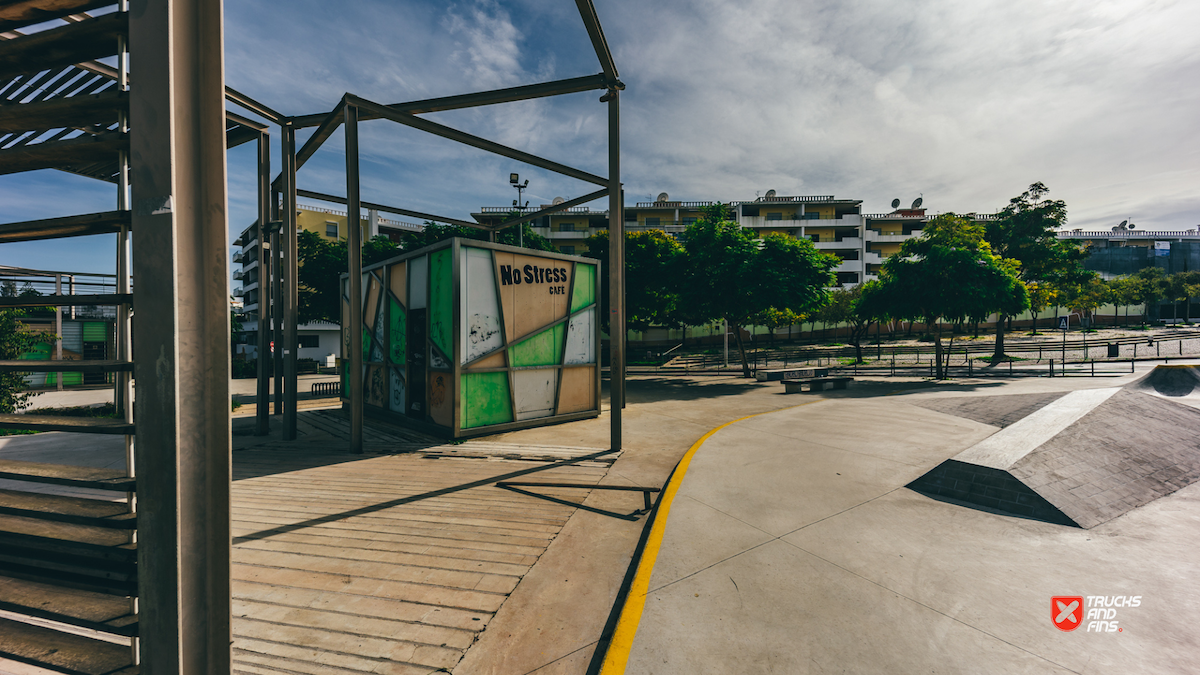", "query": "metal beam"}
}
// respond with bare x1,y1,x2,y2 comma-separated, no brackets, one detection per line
296,188,484,230
293,101,343,171
289,73,609,129
224,109,268,132
255,131,270,437
574,0,619,83
490,187,609,231
128,0,231,669
345,103,364,454
225,124,258,149
282,123,298,440
349,94,609,188
224,85,284,125
607,88,623,451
